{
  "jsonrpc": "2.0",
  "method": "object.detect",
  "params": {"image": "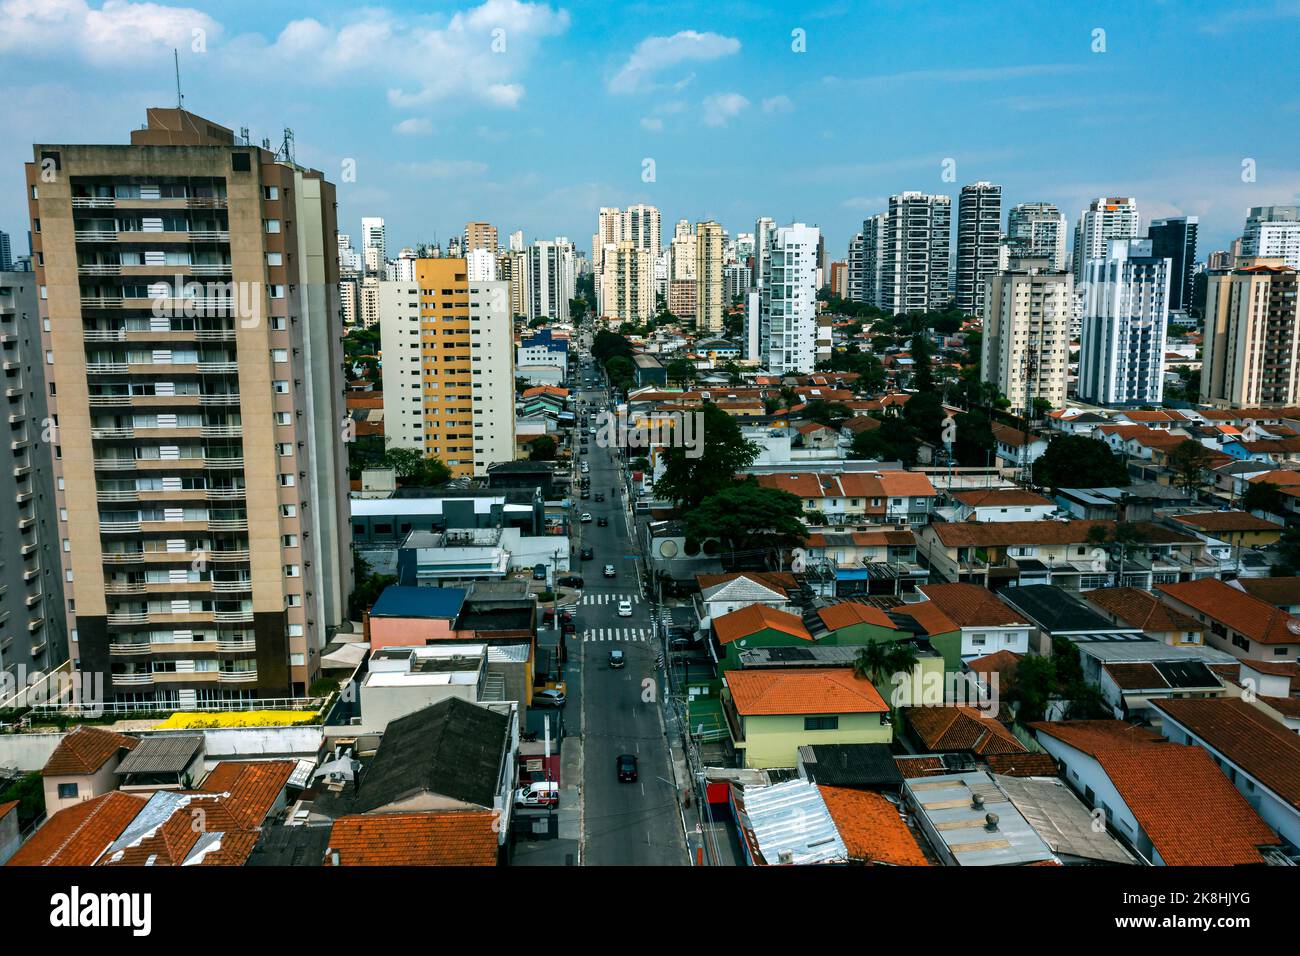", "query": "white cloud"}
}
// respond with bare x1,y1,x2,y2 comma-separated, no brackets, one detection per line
0,0,221,64
393,118,432,135
640,117,663,132
762,95,793,114
608,30,740,94
701,92,749,127
823,63,1087,92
